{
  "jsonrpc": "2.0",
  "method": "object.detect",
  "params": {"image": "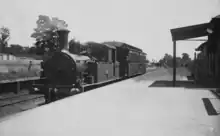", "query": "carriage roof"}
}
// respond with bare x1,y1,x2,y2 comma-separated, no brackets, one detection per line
102,41,142,52
84,42,116,49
